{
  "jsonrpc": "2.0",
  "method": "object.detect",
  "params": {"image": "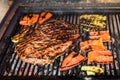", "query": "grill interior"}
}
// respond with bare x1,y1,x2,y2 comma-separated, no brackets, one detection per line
0,6,120,79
